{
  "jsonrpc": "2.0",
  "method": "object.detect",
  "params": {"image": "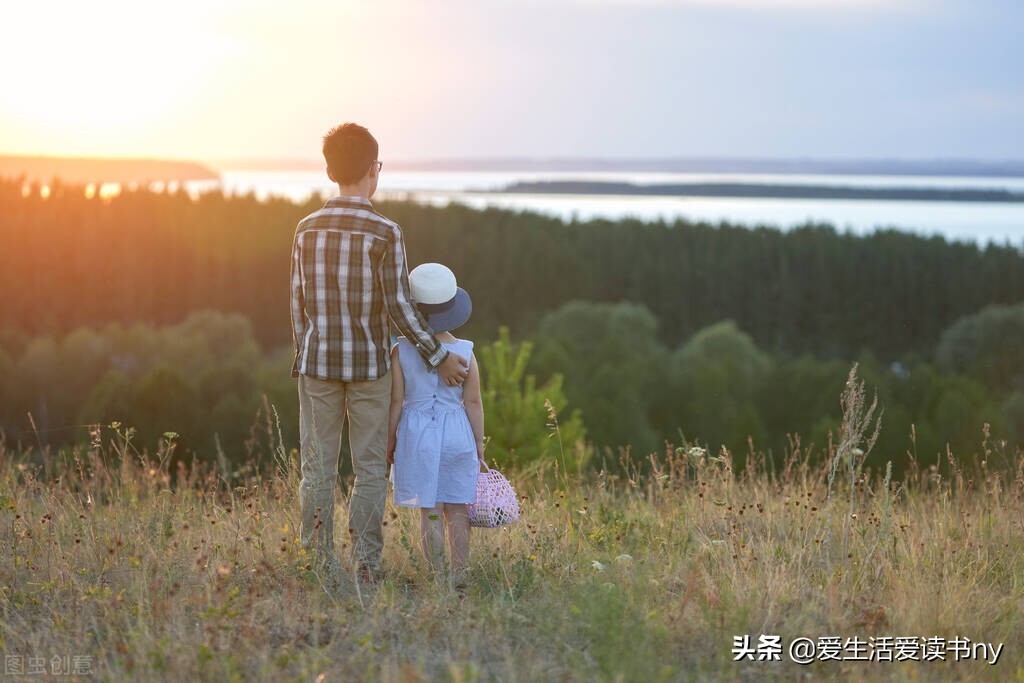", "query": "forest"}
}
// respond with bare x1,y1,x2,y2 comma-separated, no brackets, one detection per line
2,176,1023,475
